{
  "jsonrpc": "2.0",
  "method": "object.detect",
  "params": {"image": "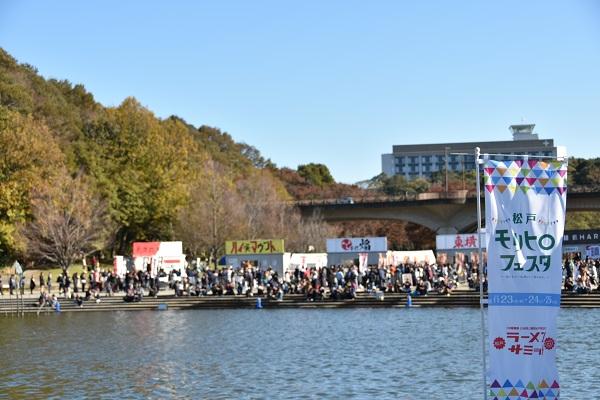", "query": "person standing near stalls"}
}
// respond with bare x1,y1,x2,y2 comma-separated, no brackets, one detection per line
29,275,36,294
80,271,86,292
47,273,52,294
39,272,44,292
72,272,79,294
